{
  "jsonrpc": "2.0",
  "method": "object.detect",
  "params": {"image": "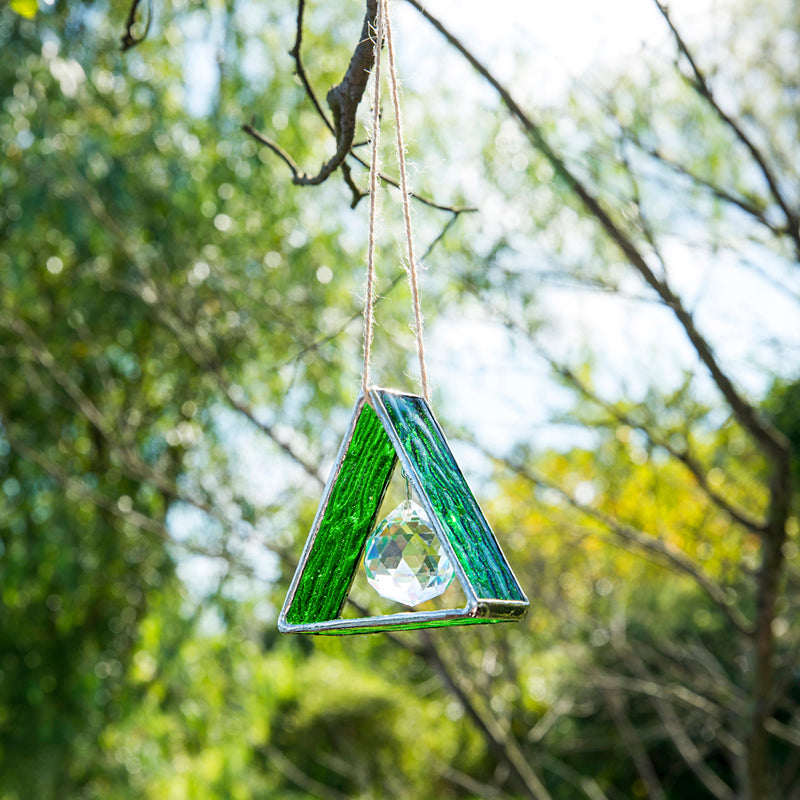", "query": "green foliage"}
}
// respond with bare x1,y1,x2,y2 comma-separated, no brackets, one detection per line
2,0,800,798
9,0,36,19
765,378,800,491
